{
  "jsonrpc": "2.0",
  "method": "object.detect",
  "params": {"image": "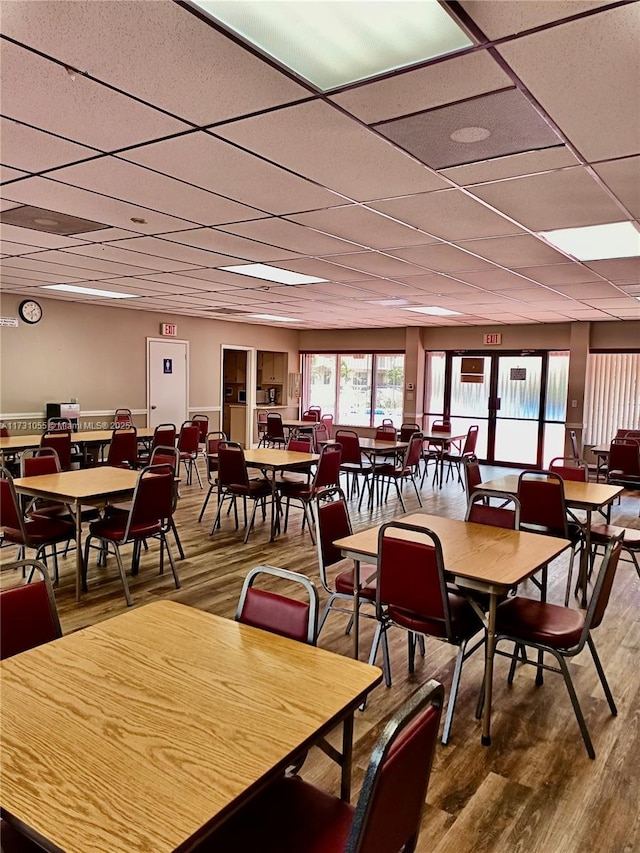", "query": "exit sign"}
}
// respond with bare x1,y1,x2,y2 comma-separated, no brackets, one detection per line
160,323,177,336
484,333,502,345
